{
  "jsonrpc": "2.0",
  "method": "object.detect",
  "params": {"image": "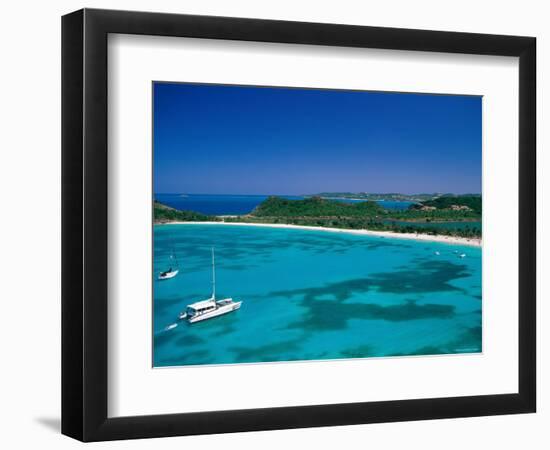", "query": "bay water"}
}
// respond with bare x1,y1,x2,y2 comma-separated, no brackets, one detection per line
153,223,482,367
